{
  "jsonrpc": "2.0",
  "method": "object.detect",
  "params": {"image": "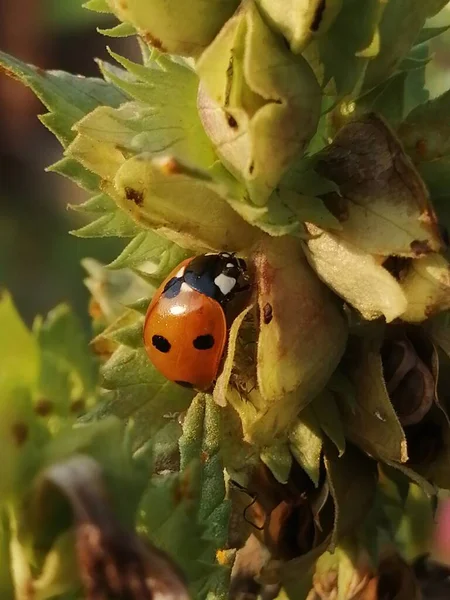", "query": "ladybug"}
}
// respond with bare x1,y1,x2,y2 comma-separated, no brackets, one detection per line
143,252,249,391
